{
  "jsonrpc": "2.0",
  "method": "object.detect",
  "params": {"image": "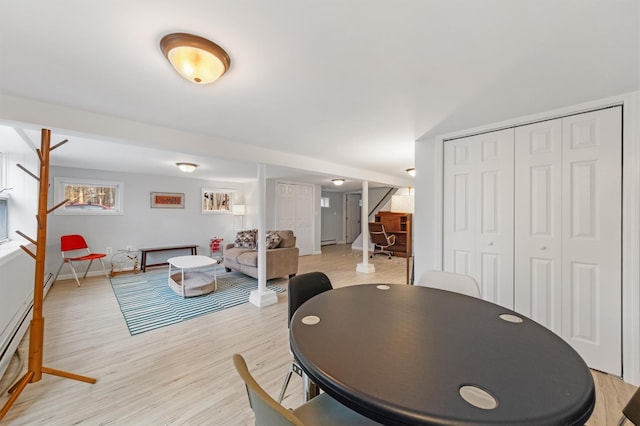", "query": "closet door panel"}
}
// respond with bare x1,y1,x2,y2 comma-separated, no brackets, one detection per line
295,183,314,256
443,138,477,277
475,130,514,308
514,119,562,333
561,107,621,376
444,129,514,307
